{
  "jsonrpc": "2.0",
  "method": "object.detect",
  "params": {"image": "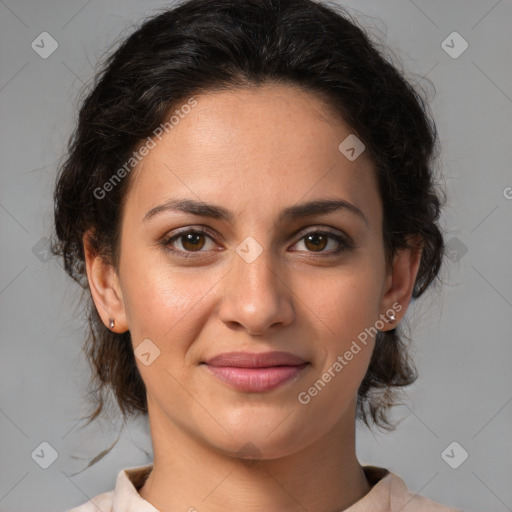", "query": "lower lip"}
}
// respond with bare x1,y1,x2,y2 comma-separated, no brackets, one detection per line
203,363,309,392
